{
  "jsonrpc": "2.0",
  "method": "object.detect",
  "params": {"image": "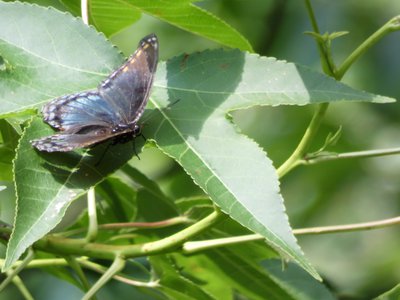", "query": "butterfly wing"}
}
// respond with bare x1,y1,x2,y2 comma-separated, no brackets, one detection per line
42,91,120,133
99,34,158,124
32,34,158,152
31,127,125,152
